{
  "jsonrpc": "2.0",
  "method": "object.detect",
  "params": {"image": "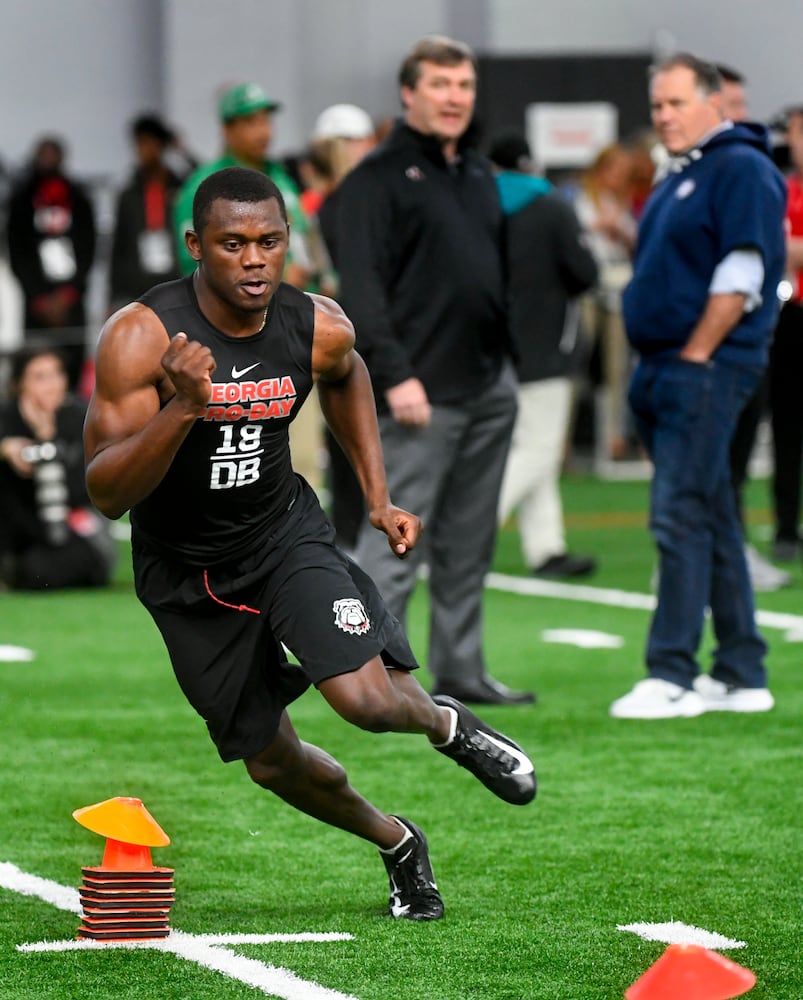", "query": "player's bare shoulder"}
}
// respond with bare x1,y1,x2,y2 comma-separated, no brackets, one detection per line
94,301,173,399
309,293,356,380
